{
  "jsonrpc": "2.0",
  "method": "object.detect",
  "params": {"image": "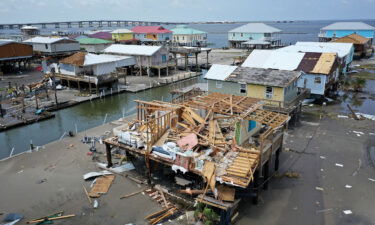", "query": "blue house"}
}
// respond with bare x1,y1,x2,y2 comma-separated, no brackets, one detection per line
319,22,375,43
228,23,281,49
